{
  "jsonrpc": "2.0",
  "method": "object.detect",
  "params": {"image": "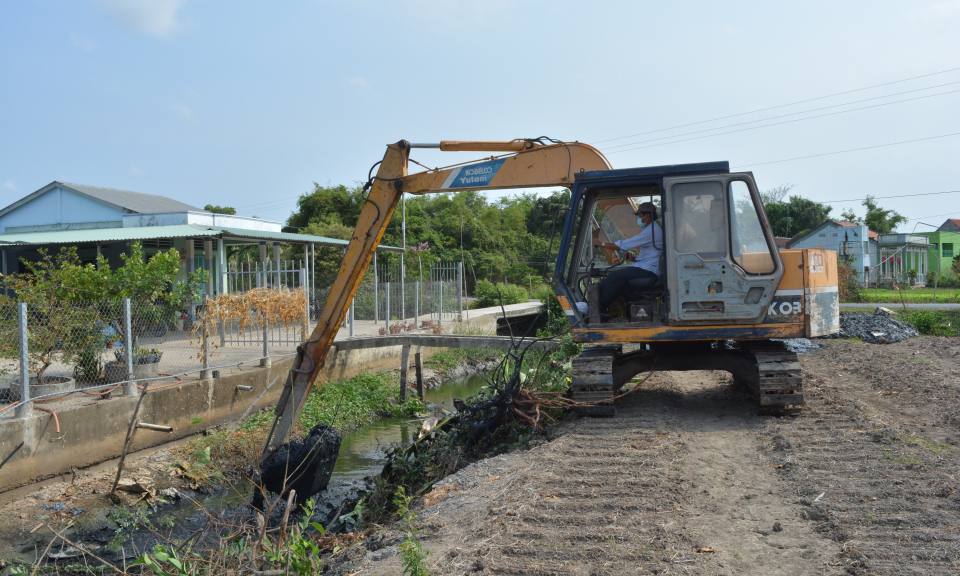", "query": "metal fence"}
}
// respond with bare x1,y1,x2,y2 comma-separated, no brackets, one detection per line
0,259,468,418
338,260,464,335
222,261,309,348
0,294,306,420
